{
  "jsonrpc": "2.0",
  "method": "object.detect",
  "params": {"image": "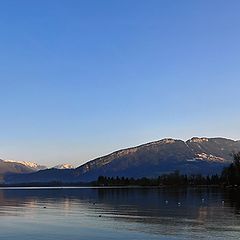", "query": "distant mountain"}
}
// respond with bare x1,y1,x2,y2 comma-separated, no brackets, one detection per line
53,164,75,169
0,159,47,183
3,160,46,171
4,137,240,184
